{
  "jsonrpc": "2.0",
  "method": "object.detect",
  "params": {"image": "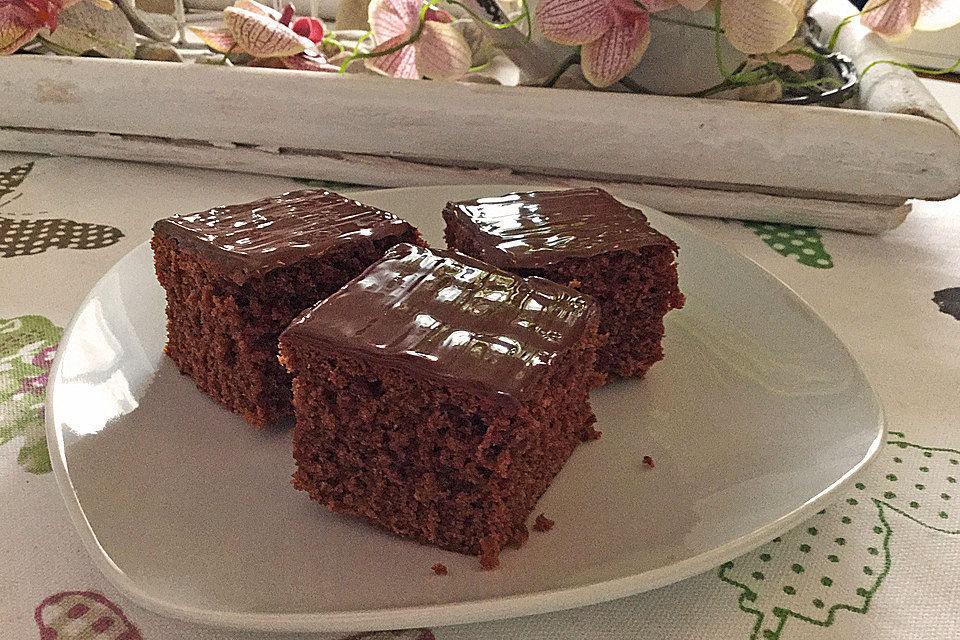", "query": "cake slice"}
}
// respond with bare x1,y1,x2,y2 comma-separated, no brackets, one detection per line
278,243,603,569
444,187,684,380
151,189,421,428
